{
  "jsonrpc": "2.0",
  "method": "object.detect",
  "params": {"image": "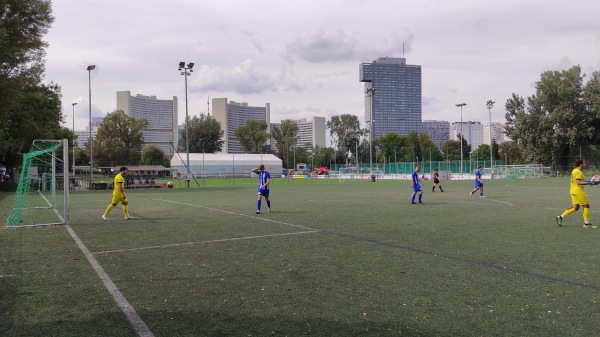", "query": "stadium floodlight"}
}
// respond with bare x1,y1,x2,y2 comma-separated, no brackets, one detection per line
86,65,96,185
366,87,376,180
486,100,495,179
456,103,466,179
179,61,194,187
71,102,78,174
